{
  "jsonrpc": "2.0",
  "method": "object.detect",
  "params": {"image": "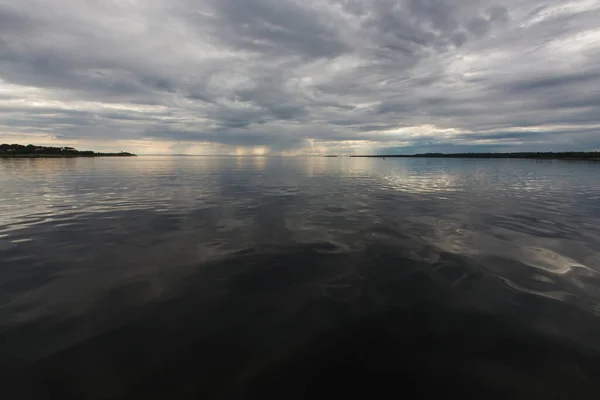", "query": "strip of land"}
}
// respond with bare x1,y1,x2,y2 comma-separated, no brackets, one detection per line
348,152,600,160
0,144,135,158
